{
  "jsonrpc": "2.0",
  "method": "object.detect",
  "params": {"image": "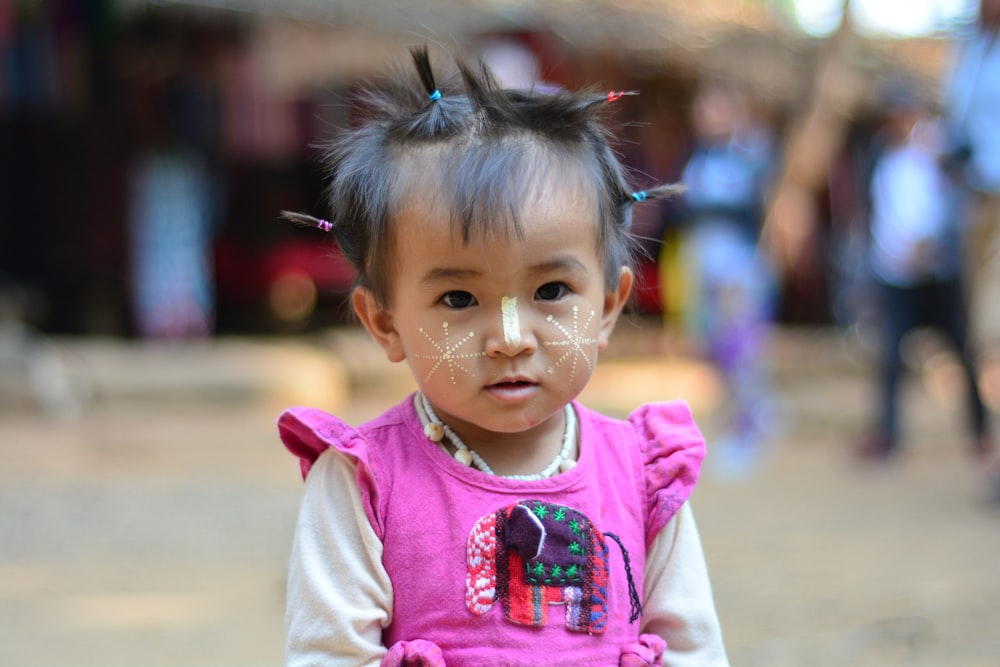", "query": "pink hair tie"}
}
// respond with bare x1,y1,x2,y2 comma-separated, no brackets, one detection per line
317,219,333,233
607,91,626,102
